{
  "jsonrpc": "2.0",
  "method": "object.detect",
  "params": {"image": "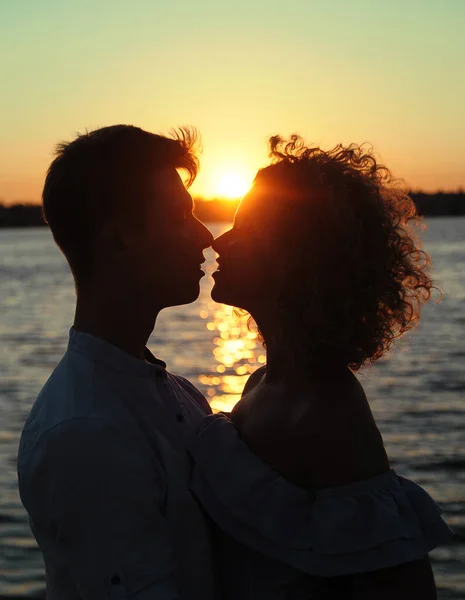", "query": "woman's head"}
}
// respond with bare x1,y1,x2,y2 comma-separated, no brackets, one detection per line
212,135,435,370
